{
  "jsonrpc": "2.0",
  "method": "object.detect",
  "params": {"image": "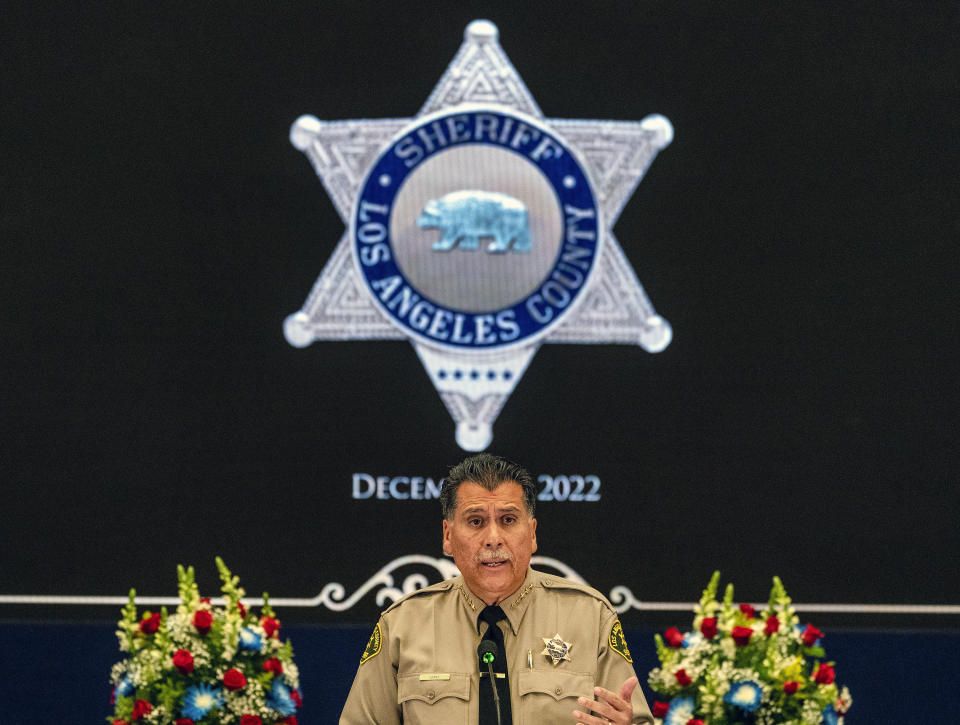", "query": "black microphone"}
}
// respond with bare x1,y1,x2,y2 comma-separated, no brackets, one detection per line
477,639,503,725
